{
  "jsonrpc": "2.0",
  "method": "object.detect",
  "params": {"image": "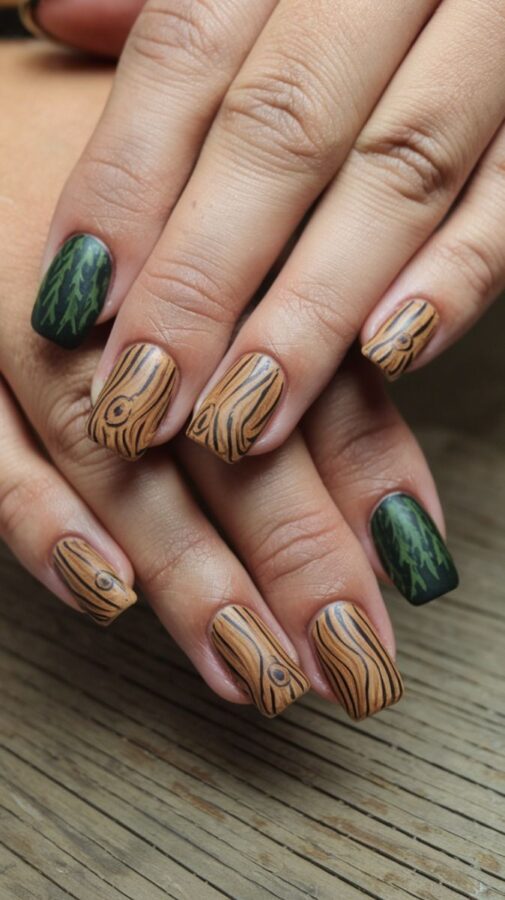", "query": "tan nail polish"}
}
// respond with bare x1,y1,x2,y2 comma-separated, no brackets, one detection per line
312,602,403,720
87,343,177,461
186,353,284,463
361,299,439,381
53,538,137,626
212,605,310,717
